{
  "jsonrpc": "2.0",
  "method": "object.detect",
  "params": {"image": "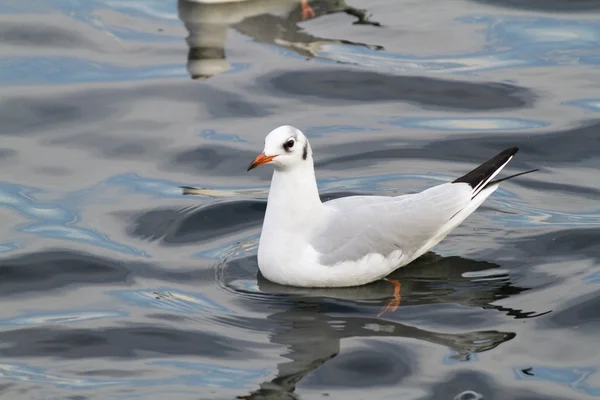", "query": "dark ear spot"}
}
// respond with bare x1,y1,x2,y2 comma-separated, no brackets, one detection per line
302,143,308,160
